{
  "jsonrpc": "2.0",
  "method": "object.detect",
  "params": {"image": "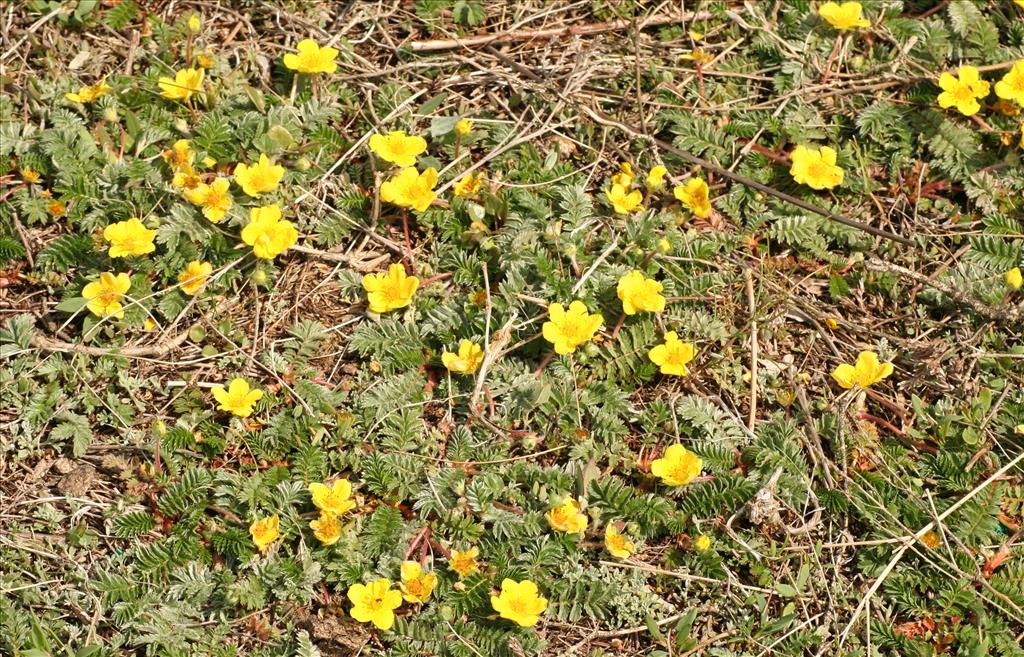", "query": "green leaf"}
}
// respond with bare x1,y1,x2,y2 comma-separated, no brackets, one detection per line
54,297,89,314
